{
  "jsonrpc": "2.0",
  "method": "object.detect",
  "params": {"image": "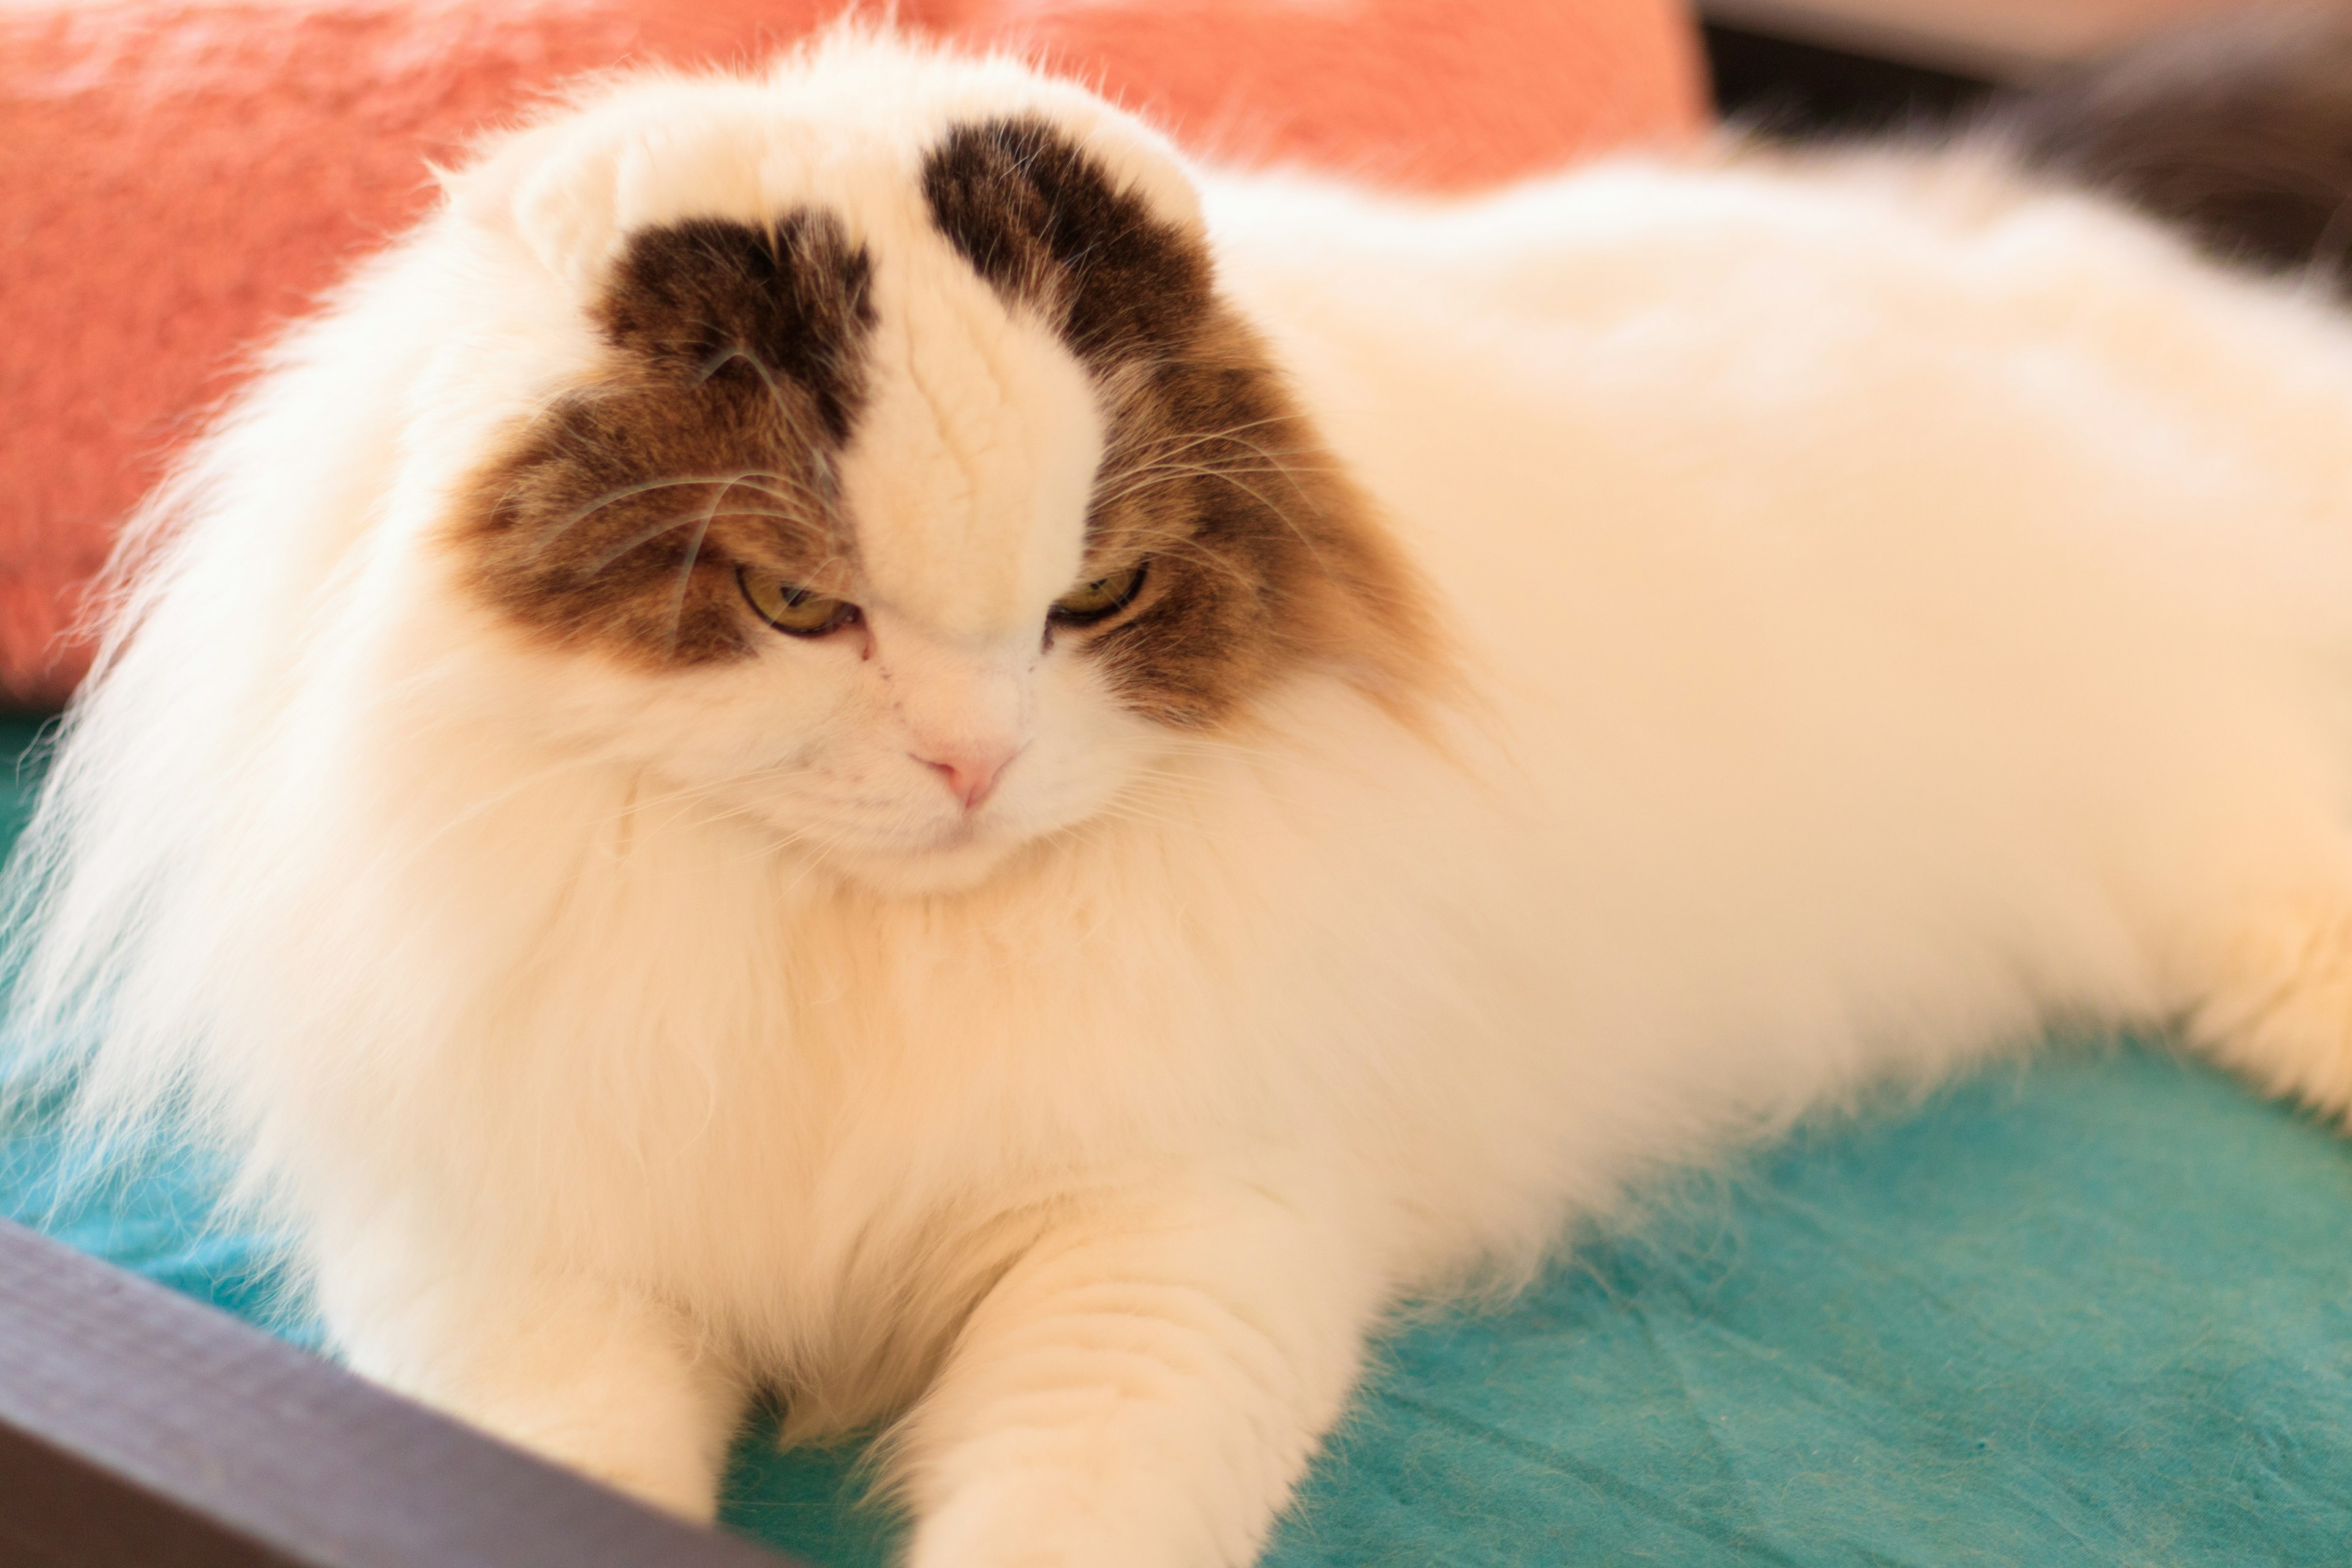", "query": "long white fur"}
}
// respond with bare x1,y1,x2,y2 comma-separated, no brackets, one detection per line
17,29,2352,1566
